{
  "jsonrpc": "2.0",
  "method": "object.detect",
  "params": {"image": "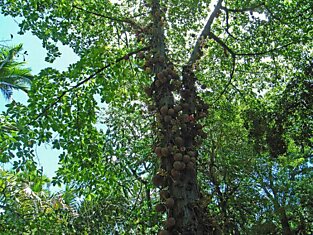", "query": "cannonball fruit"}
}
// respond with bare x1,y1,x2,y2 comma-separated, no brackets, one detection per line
174,105,182,113
164,115,172,123
171,169,181,180
157,72,165,80
152,175,164,187
168,108,175,117
160,106,168,115
173,161,186,171
165,197,174,208
188,151,197,158
155,79,162,87
155,147,162,157
187,161,195,169
166,217,176,228
173,153,183,161
160,190,170,199
182,103,189,110
183,154,190,163
174,137,184,146
155,203,166,213
158,230,170,235
137,51,145,59
161,147,170,157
